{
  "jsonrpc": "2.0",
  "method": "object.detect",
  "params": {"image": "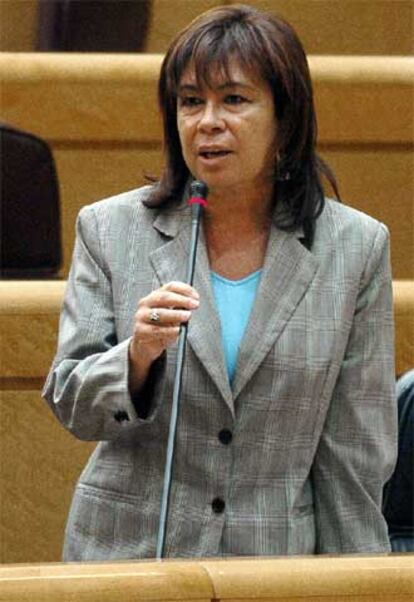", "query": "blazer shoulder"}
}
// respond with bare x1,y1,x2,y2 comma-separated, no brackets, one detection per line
317,198,389,245
313,199,391,283
73,186,160,273
78,185,156,222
